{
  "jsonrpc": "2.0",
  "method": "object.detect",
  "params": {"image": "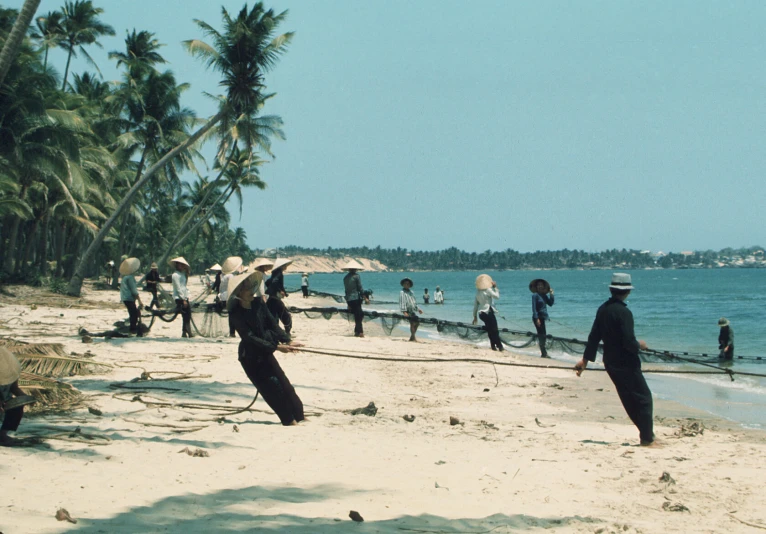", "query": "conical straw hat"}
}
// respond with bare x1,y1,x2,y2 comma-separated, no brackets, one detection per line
208,264,223,272
475,274,493,290
529,278,550,293
119,257,141,276
226,271,264,312
341,260,365,271
0,346,21,385
169,256,190,268
221,256,243,275
272,258,293,271
252,258,274,271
